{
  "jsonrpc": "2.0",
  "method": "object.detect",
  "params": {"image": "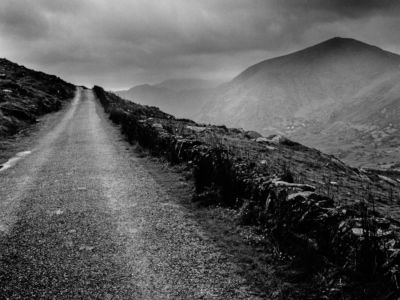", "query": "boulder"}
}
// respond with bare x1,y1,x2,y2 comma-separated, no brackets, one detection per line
271,179,316,191
152,123,163,129
267,134,301,147
186,125,206,133
255,137,269,143
244,130,262,139
287,191,315,201
267,134,286,144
